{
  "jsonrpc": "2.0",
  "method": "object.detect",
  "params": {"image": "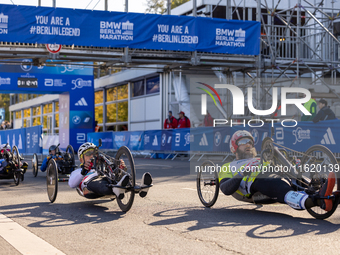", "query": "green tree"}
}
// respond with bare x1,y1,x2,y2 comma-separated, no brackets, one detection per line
146,0,166,14
0,94,10,122
171,0,189,9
